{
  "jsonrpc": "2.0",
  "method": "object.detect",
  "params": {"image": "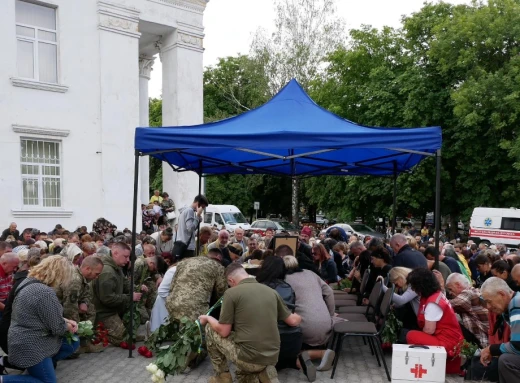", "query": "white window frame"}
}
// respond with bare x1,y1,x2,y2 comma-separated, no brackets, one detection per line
15,0,59,83
20,137,63,209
